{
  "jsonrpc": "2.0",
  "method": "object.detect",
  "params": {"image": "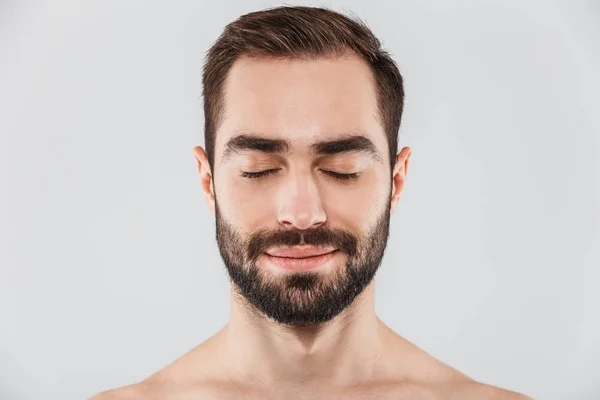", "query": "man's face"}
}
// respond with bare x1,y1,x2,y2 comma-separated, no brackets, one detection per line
210,54,394,326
